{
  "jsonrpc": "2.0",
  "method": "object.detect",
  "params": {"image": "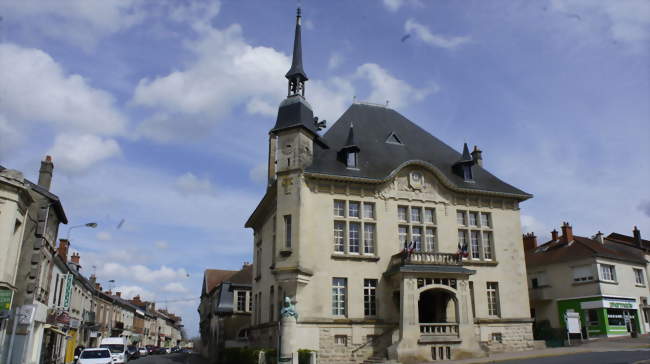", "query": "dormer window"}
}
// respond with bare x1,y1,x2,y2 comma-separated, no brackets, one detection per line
463,165,473,181
347,152,358,168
